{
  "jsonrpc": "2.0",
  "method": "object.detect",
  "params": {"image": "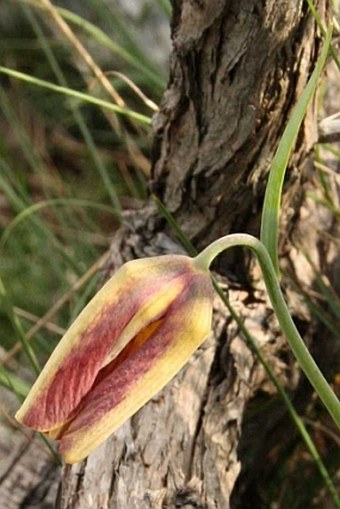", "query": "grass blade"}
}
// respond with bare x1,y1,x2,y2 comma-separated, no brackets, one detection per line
0,198,119,251
0,277,40,374
0,365,30,398
18,0,165,90
20,3,122,211
0,65,152,125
